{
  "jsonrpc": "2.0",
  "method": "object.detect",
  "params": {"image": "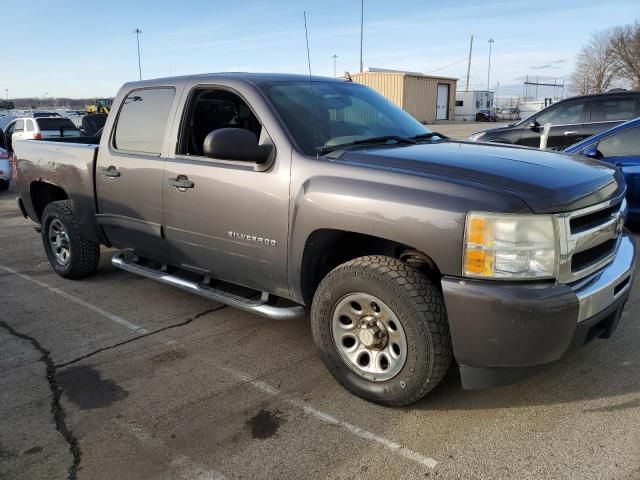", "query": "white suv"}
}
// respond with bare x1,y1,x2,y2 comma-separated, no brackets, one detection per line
7,116,81,145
